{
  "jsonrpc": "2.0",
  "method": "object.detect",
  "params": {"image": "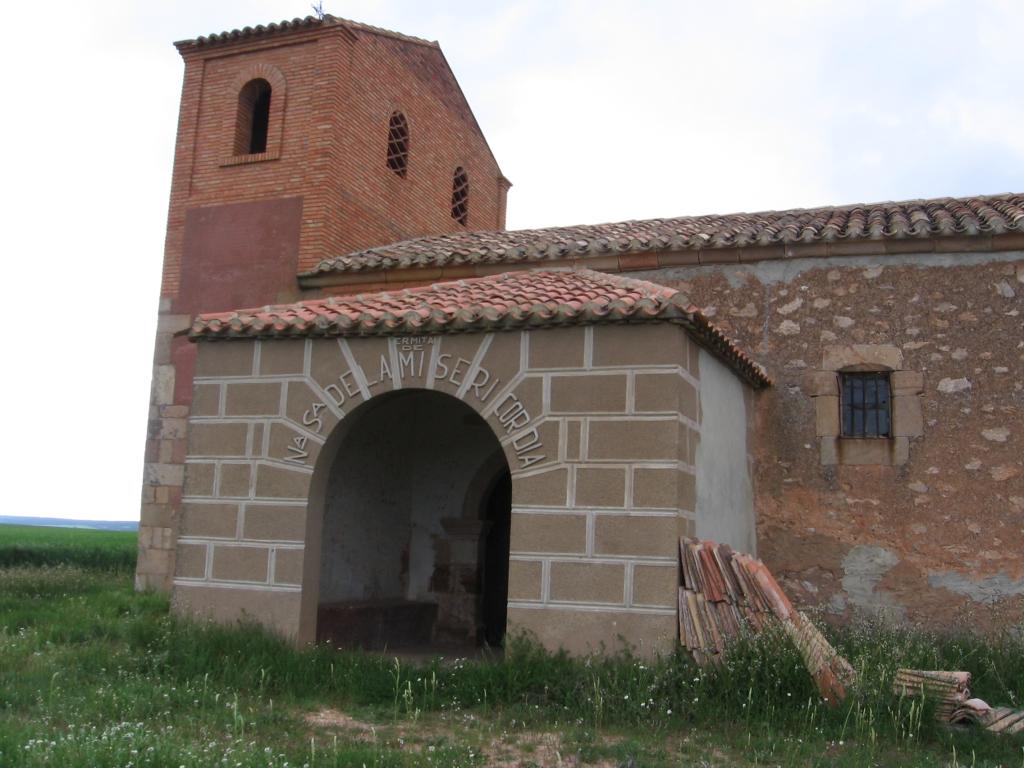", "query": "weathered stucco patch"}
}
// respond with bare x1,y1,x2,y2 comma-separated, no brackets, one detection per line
841,545,907,622
928,572,1024,605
